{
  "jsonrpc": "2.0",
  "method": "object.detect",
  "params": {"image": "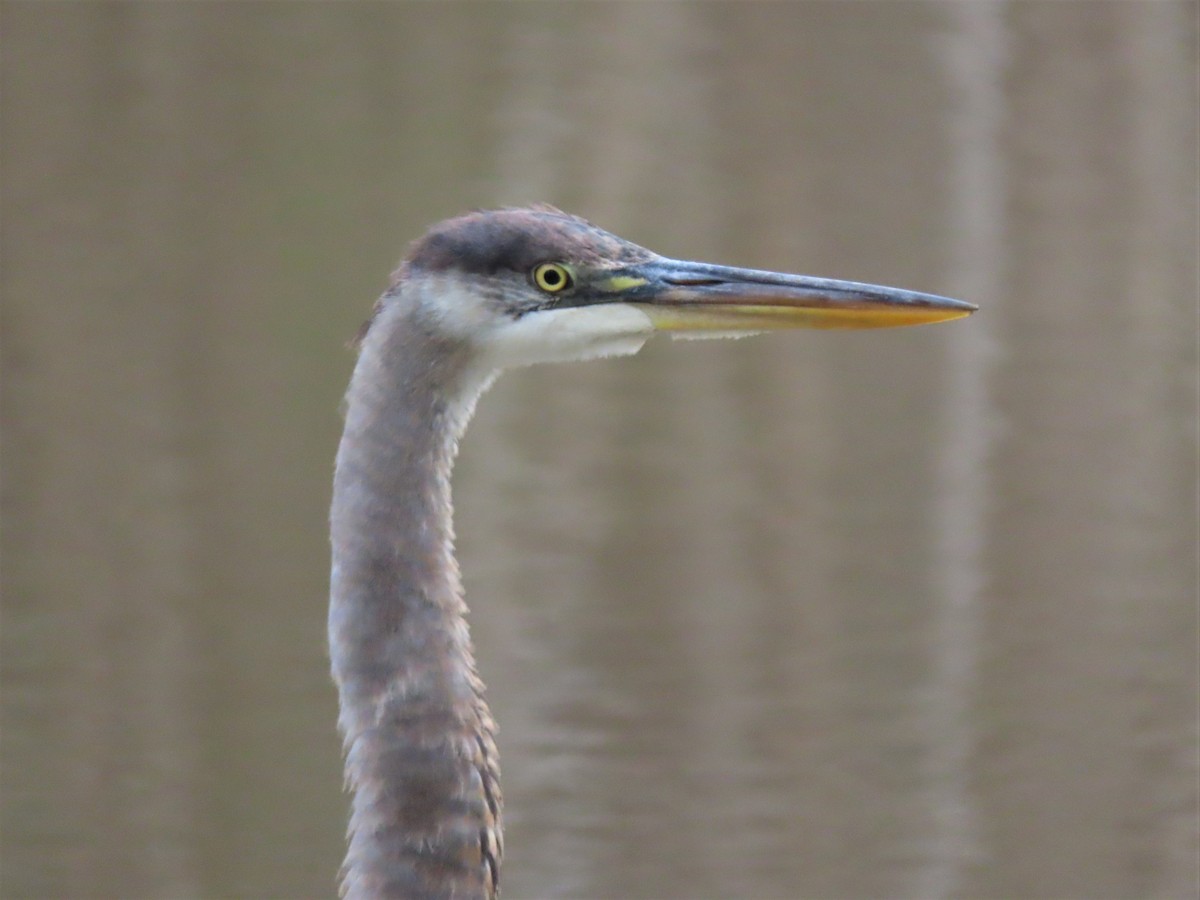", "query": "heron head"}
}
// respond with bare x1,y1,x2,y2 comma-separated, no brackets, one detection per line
376,205,976,370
